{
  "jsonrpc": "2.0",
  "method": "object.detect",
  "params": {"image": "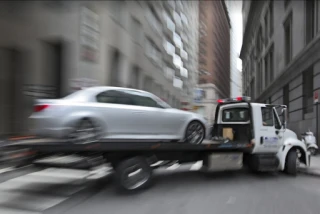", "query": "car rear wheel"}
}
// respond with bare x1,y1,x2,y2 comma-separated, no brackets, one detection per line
185,121,205,144
69,119,99,144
